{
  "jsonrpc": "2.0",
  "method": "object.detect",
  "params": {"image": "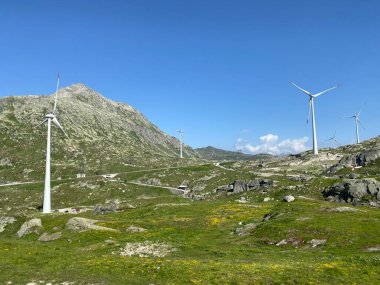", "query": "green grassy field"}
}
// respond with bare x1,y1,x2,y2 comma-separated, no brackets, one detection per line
1,163,380,284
